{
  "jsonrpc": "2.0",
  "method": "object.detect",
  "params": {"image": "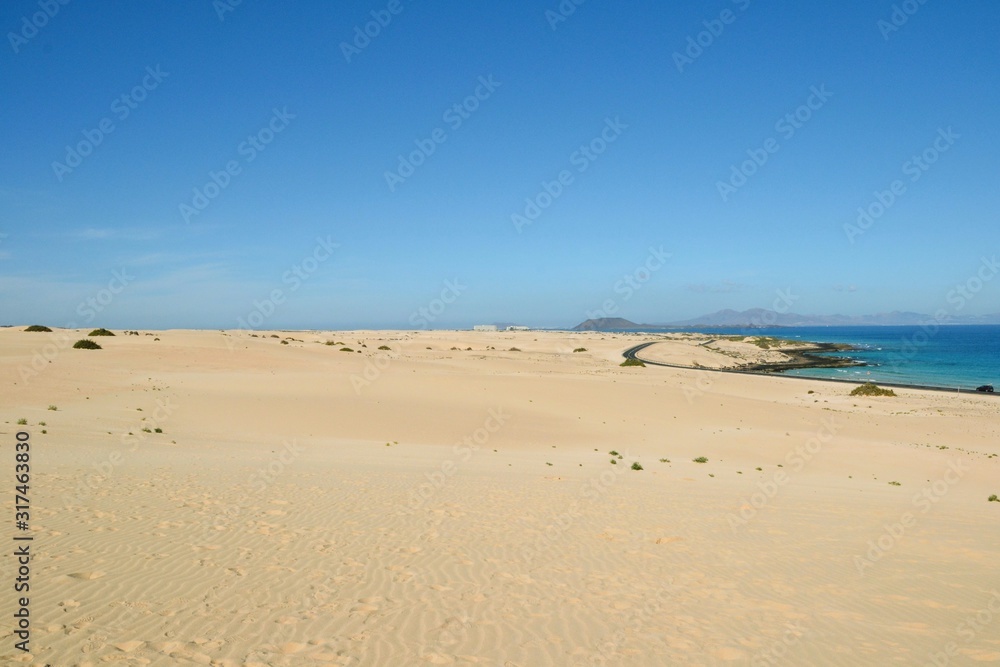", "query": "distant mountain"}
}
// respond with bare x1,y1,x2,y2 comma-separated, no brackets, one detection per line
571,310,1000,331
573,317,643,331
